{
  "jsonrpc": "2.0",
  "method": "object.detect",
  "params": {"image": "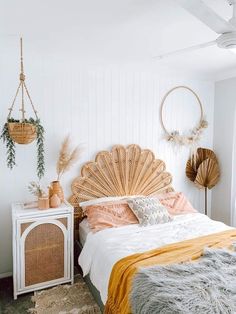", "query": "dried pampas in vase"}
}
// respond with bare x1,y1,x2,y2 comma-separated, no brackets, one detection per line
49,136,82,202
